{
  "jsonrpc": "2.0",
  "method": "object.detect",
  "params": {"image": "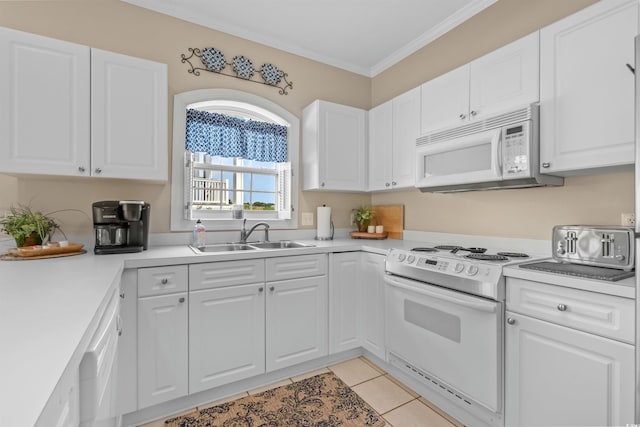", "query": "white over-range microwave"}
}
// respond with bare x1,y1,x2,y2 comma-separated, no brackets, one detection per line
415,104,563,192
